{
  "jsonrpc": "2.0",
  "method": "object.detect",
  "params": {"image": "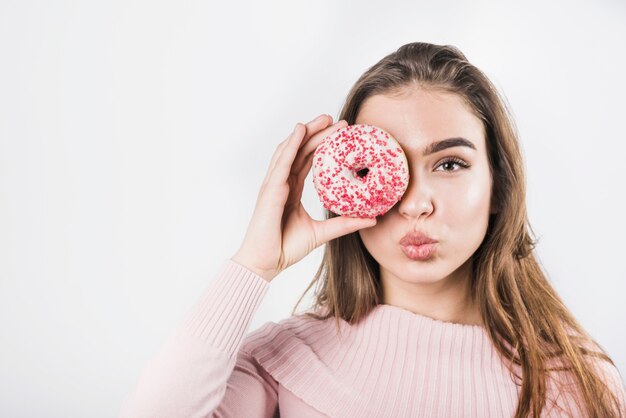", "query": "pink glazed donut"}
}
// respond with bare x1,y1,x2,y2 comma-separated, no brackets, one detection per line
312,124,410,218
